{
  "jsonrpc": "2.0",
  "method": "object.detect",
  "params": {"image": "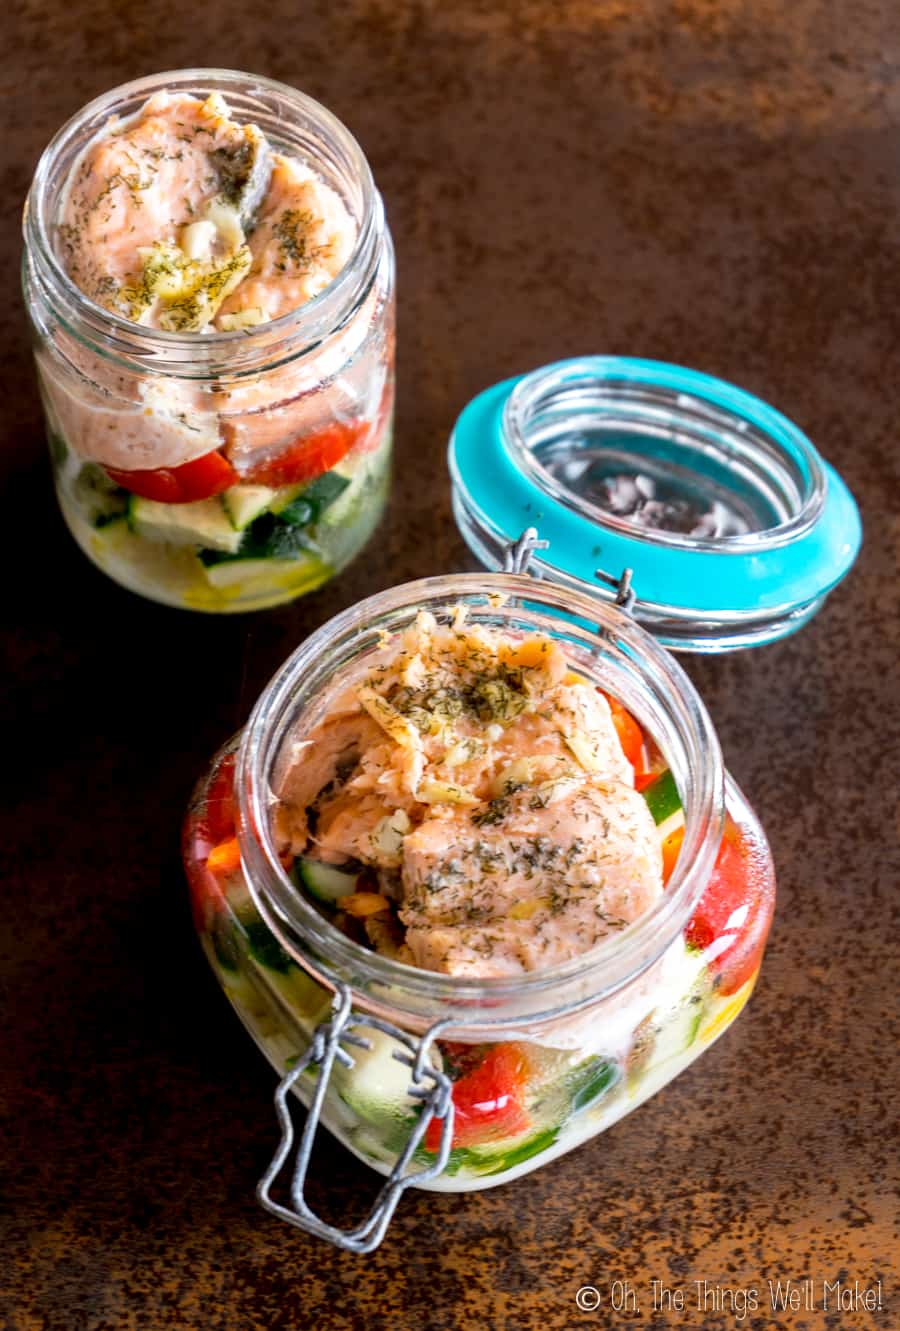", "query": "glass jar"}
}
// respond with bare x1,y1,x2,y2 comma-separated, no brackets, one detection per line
182,575,775,1222
23,69,394,613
